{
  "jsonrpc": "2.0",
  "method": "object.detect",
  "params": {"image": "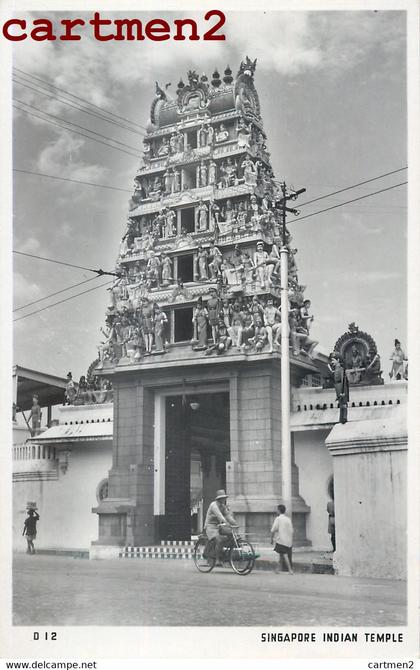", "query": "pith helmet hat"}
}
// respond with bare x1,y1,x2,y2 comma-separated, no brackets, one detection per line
216,489,228,500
